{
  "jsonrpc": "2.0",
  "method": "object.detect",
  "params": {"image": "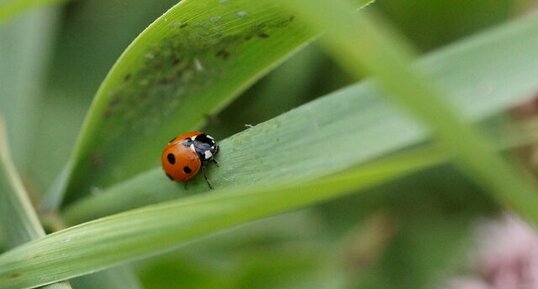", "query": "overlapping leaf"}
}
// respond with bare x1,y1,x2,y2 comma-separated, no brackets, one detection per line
0,150,439,289
63,14,538,224
52,0,372,208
